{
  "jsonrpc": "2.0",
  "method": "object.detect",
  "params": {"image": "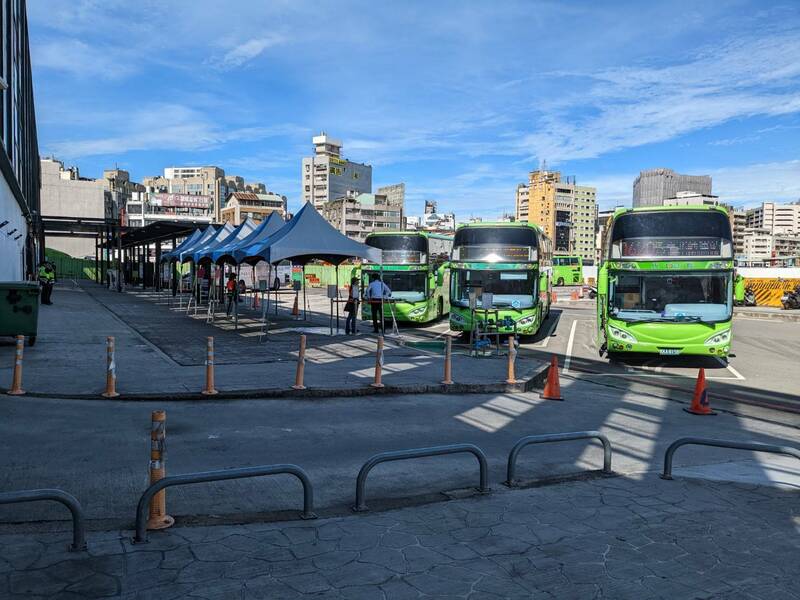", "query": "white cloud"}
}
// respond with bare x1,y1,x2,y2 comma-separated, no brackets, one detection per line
32,39,136,80
711,160,800,207
212,35,286,70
